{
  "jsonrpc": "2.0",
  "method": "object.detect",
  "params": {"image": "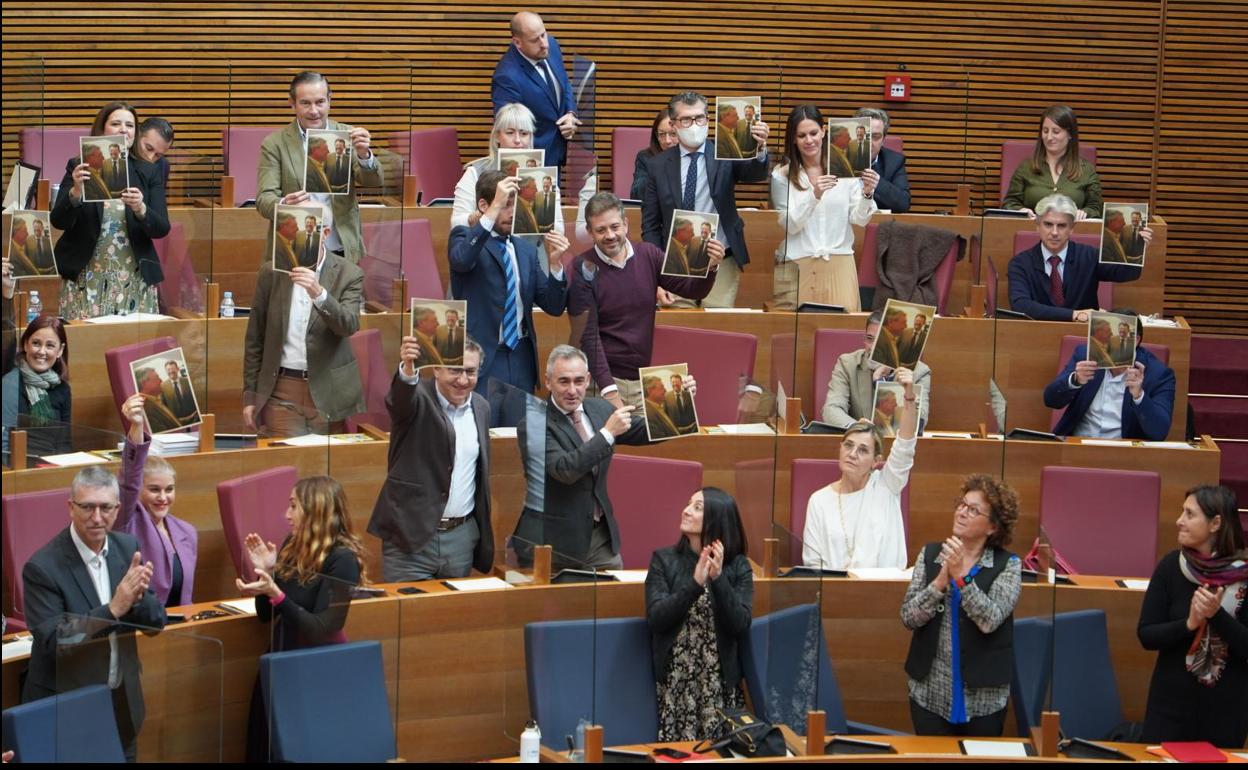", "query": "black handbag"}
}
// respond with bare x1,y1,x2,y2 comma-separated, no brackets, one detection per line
692,708,787,758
